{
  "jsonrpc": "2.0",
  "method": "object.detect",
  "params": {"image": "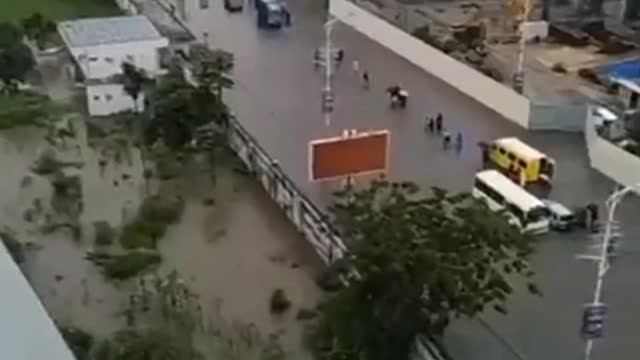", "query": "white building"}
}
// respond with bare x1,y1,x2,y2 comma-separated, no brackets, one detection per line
58,15,169,116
